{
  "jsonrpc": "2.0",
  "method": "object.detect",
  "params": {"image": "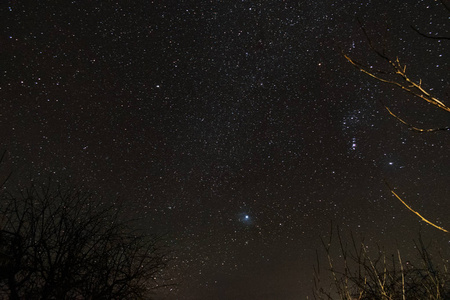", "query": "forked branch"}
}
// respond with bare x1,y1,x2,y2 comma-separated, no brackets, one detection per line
343,18,450,132
343,53,449,112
